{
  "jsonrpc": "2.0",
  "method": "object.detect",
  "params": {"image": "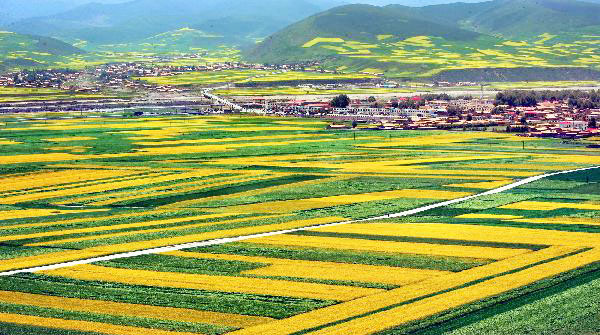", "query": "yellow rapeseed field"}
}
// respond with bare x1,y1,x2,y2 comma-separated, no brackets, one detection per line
0,217,343,271
7,212,235,244
0,208,109,221
165,251,450,286
509,217,600,226
133,133,335,146
446,180,513,189
43,264,383,301
0,209,173,231
0,170,227,204
0,139,20,145
500,201,600,211
44,136,96,142
0,313,201,335
26,214,280,247
247,234,528,260
228,246,577,335
456,213,524,219
305,249,600,335
359,133,521,148
219,189,472,214
0,169,145,193
87,172,276,206
0,291,273,328
315,223,600,247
